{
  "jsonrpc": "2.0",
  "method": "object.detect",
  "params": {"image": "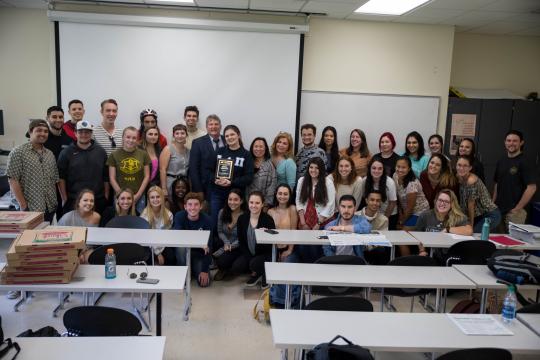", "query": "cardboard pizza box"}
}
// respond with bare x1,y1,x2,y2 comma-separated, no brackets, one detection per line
1,263,78,284
15,227,86,252
0,211,44,230
4,261,78,272
6,236,78,262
